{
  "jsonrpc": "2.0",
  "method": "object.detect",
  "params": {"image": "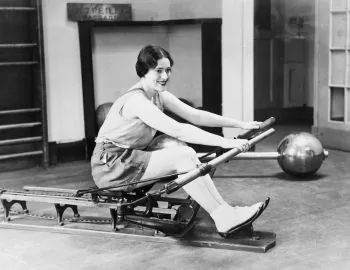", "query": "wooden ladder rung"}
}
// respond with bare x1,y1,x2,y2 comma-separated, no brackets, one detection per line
0,7,37,11
0,61,38,66
0,43,38,48
0,150,43,161
0,122,41,131
0,136,42,146
0,108,41,115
